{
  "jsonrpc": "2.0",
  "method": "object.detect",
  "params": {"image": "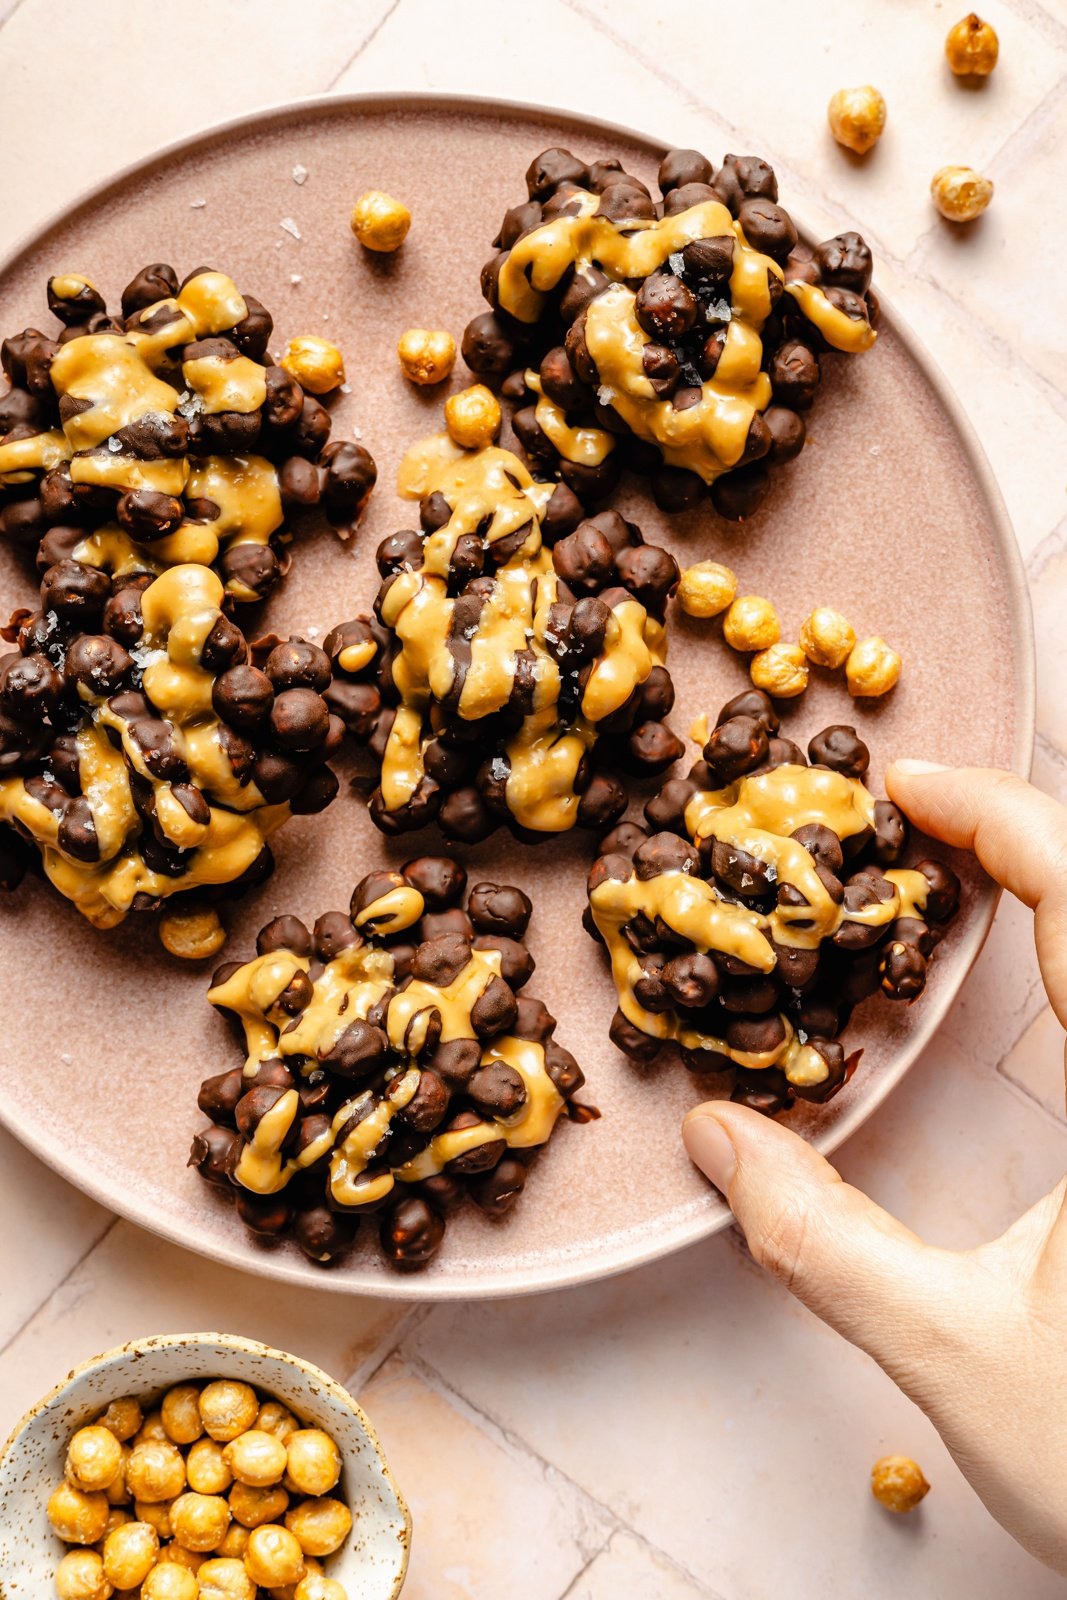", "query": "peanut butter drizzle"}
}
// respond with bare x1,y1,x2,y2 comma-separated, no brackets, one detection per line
0,563,288,928
496,194,874,483
208,891,565,1202
377,433,666,831
589,763,927,1083
524,371,615,467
